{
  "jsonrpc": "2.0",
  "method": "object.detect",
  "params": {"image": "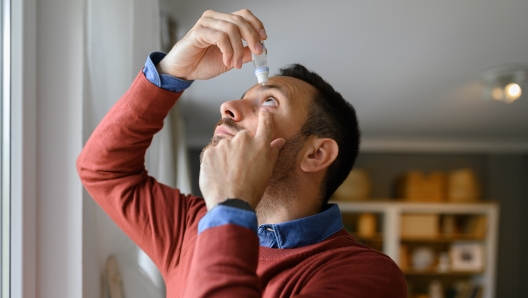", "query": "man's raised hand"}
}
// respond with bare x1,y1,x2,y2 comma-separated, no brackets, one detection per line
199,108,286,210
157,9,267,81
